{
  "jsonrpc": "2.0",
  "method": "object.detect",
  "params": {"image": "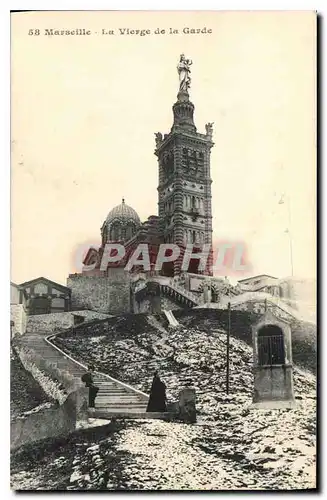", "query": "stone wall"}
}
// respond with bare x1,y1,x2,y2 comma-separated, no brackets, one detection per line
68,270,131,315
11,345,89,450
26,310,111,334
11,304,27,337
15,344,74,401
11,391,77,450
